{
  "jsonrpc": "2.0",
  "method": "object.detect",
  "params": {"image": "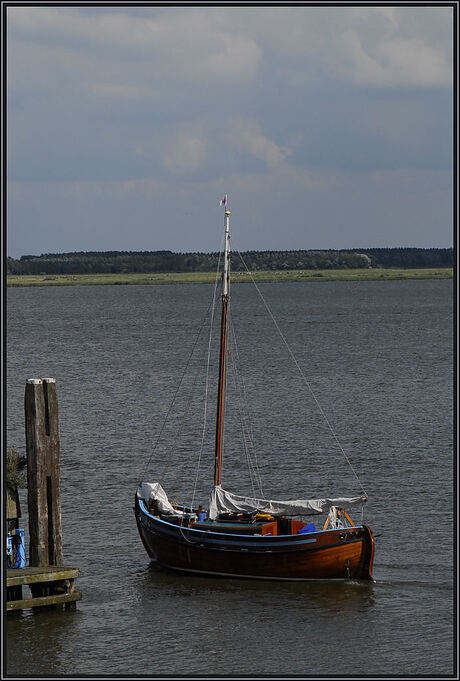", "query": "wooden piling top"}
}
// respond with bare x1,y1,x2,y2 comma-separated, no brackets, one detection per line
7,566,80,587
